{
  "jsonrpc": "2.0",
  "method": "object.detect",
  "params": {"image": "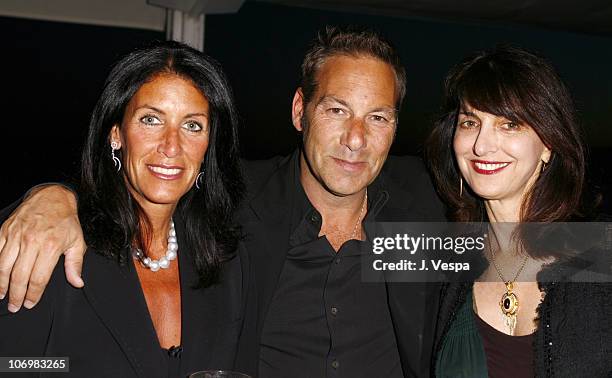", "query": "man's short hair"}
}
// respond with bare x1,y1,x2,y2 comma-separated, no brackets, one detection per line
300,26,407,108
